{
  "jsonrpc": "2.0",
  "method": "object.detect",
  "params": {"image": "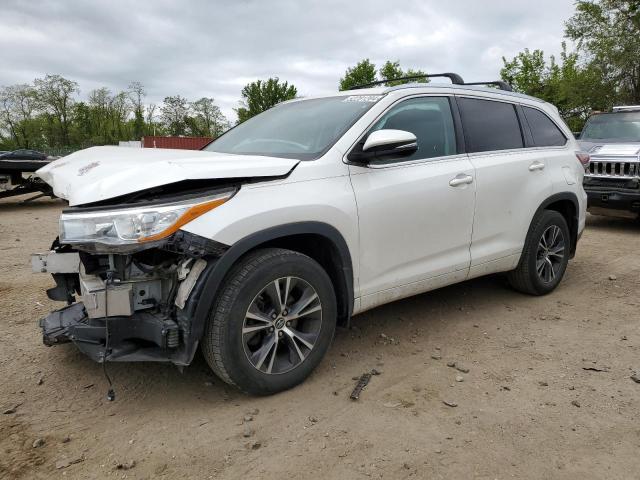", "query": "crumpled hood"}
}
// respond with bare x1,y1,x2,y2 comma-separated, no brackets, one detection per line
37,146,299,206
